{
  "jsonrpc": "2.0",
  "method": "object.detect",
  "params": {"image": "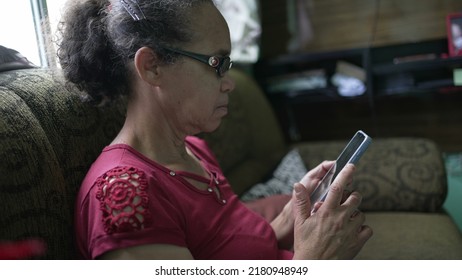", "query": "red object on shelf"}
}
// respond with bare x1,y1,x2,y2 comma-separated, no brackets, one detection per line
447,13,462,57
